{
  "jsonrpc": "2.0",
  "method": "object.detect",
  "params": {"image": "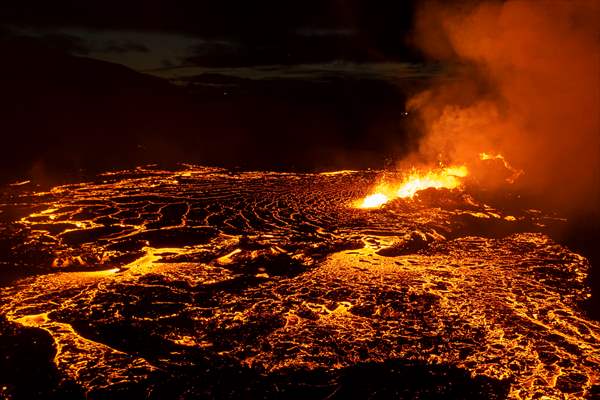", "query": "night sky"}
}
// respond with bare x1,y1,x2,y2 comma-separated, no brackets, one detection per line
0,0,436,182
0,1,421,76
